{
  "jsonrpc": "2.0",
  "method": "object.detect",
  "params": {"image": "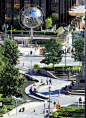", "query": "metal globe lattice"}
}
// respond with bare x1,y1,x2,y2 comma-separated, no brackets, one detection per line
19,5,44,29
